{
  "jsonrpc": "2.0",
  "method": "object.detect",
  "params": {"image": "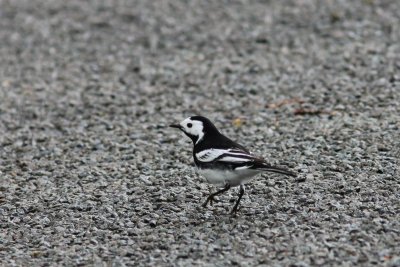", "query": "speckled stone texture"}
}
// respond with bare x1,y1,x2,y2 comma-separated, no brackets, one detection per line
0,0,399,266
